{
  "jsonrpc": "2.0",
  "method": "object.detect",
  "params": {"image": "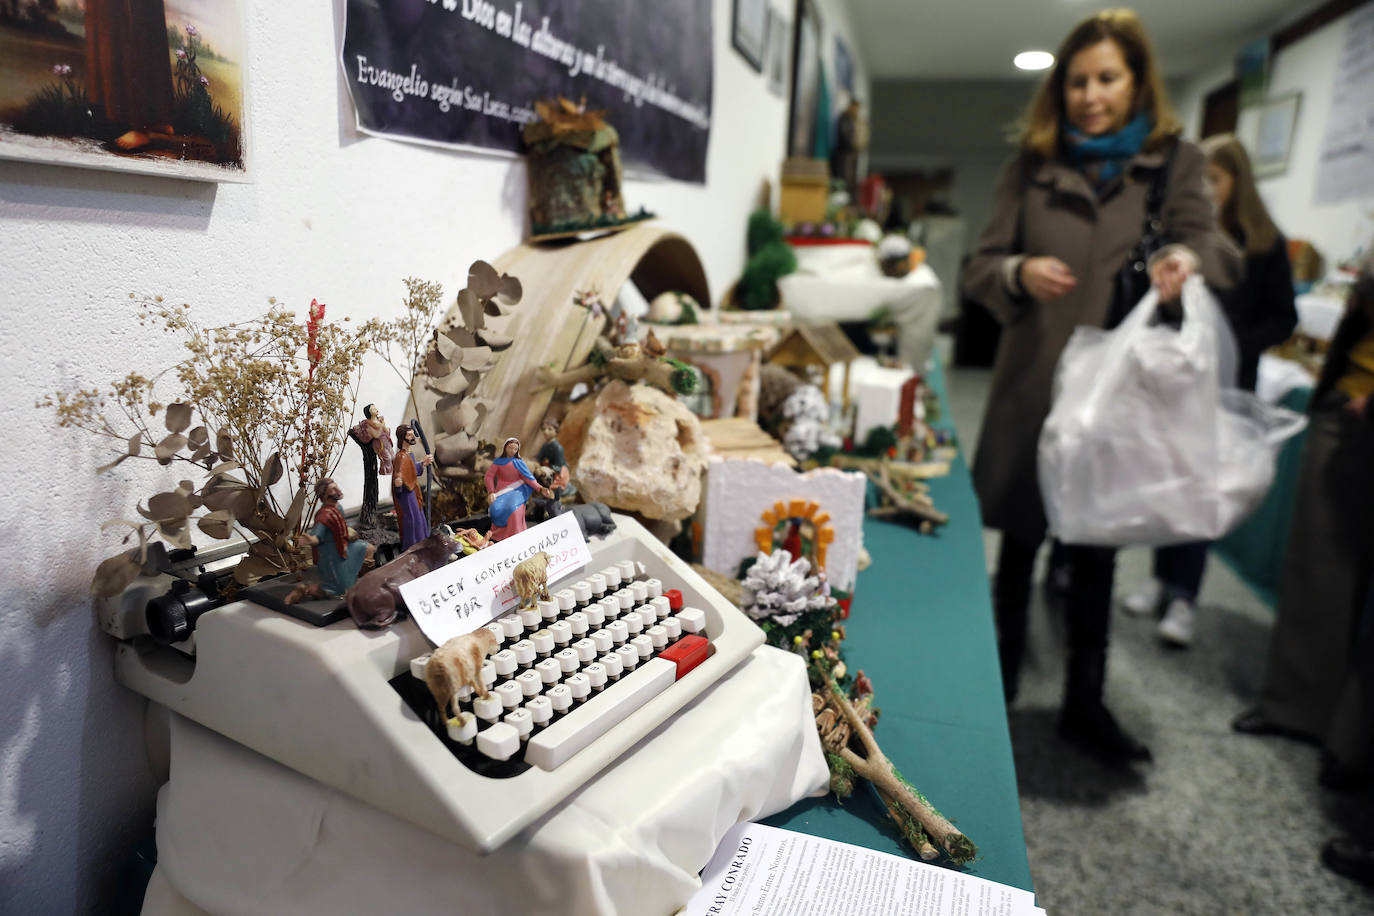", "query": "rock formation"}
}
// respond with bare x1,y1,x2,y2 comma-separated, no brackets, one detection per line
561,380,708,520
